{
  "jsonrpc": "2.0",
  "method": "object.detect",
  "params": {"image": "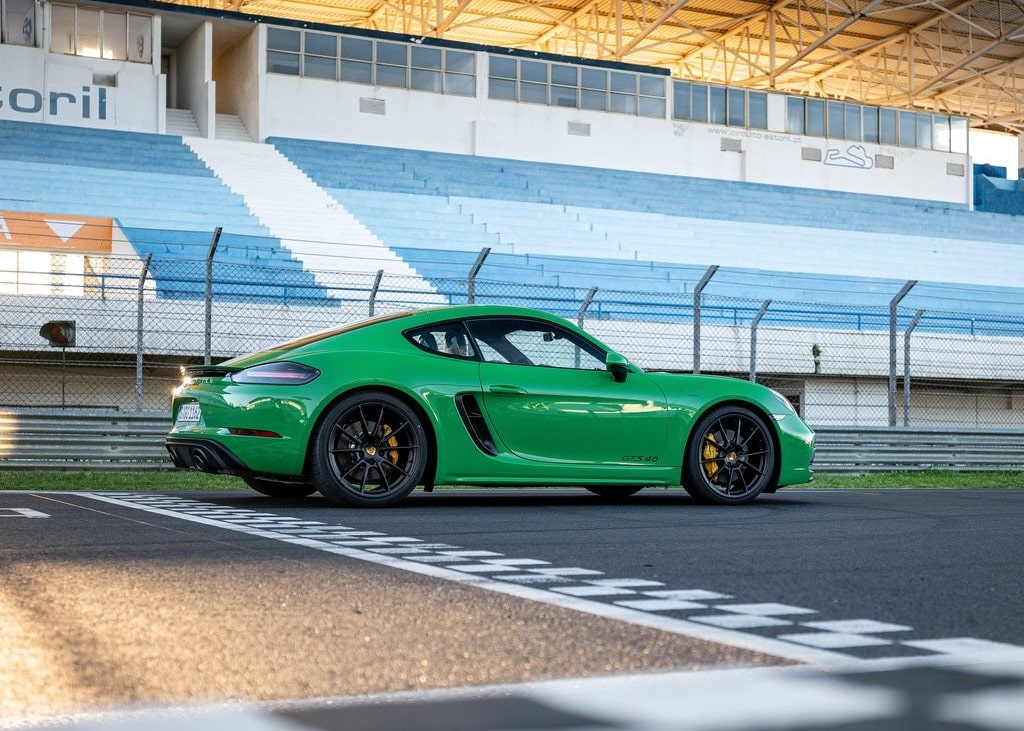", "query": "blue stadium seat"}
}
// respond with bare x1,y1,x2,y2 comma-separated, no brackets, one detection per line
0,120,324,302
269,136,1024,329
